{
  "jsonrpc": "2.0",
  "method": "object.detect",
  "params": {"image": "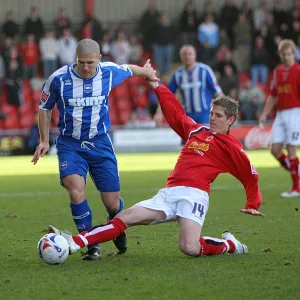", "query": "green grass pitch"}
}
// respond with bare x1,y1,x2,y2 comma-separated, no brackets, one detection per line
0,150,299,300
